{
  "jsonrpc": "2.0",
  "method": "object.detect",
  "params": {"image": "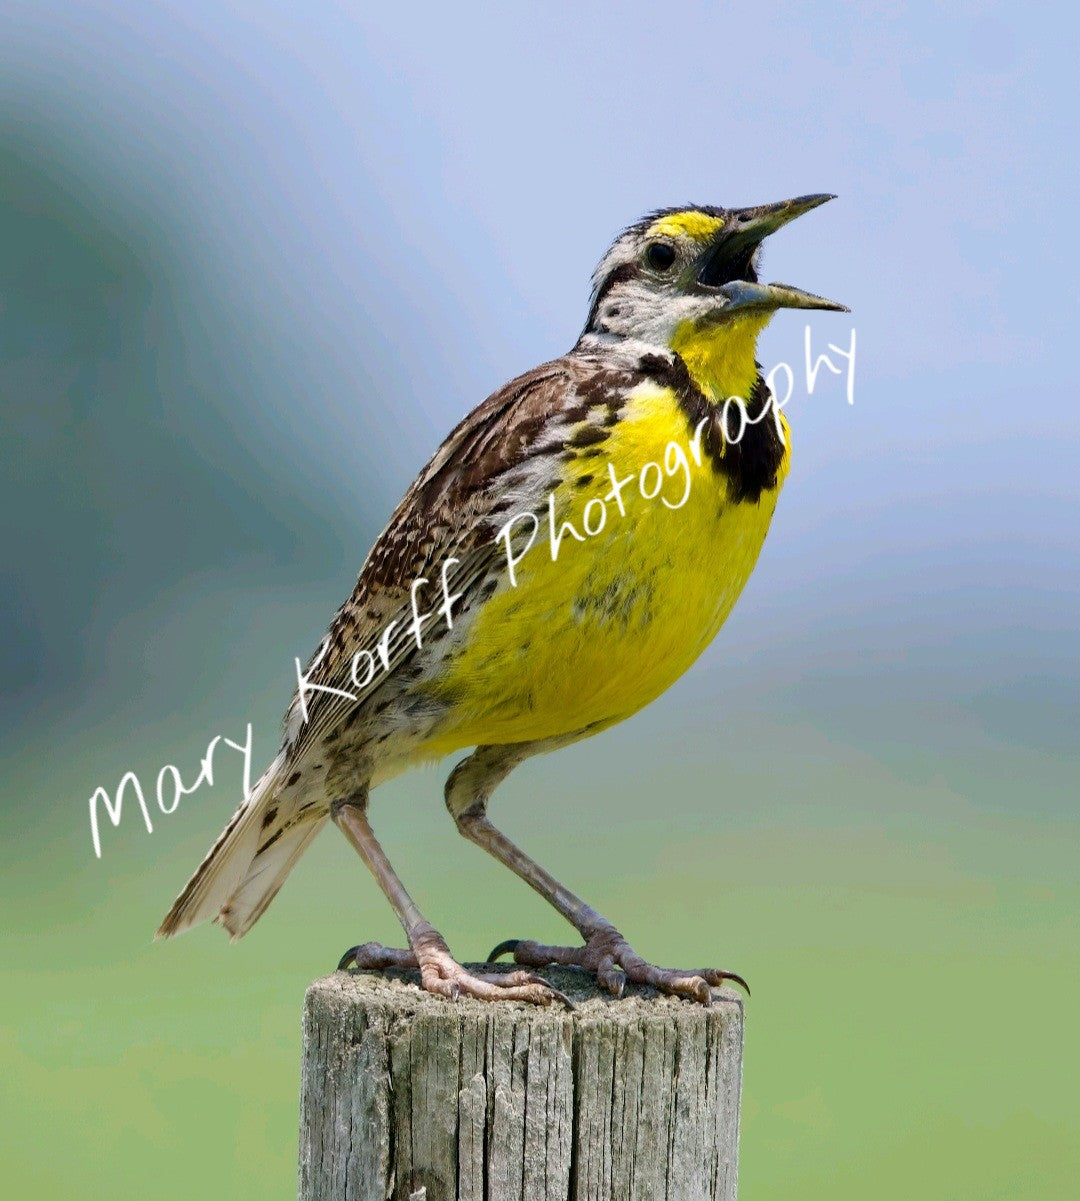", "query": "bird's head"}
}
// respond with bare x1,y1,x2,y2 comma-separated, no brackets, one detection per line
582,194,848,397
